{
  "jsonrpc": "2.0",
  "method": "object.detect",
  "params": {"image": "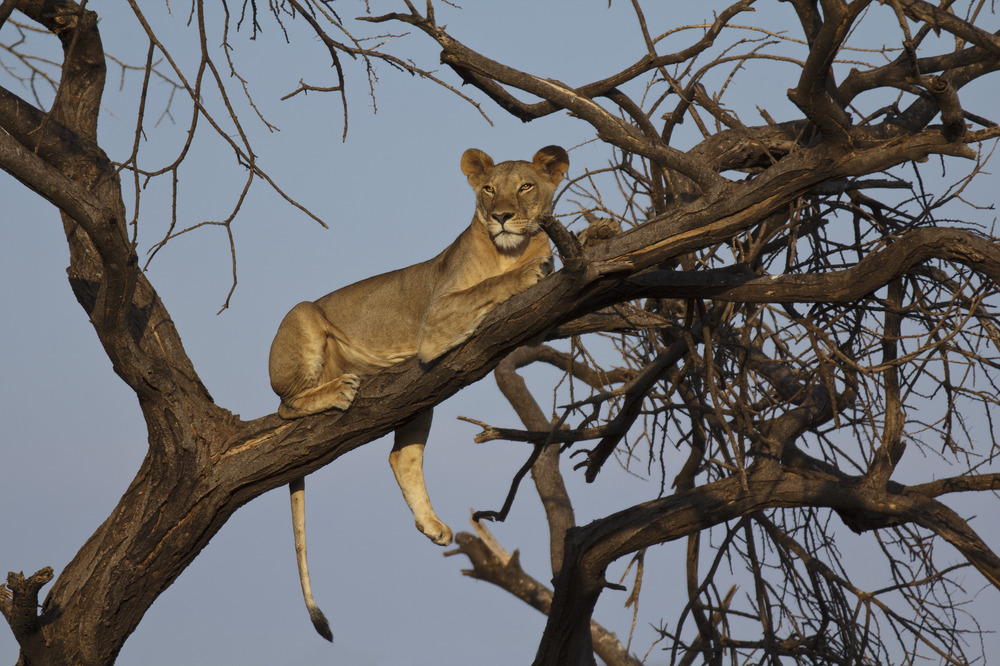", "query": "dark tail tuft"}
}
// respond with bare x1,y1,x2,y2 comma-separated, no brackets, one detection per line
309,604,333,642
